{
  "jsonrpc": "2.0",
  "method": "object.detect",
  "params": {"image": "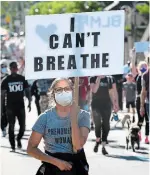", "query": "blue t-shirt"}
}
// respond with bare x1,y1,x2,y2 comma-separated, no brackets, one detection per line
32,107,90,154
